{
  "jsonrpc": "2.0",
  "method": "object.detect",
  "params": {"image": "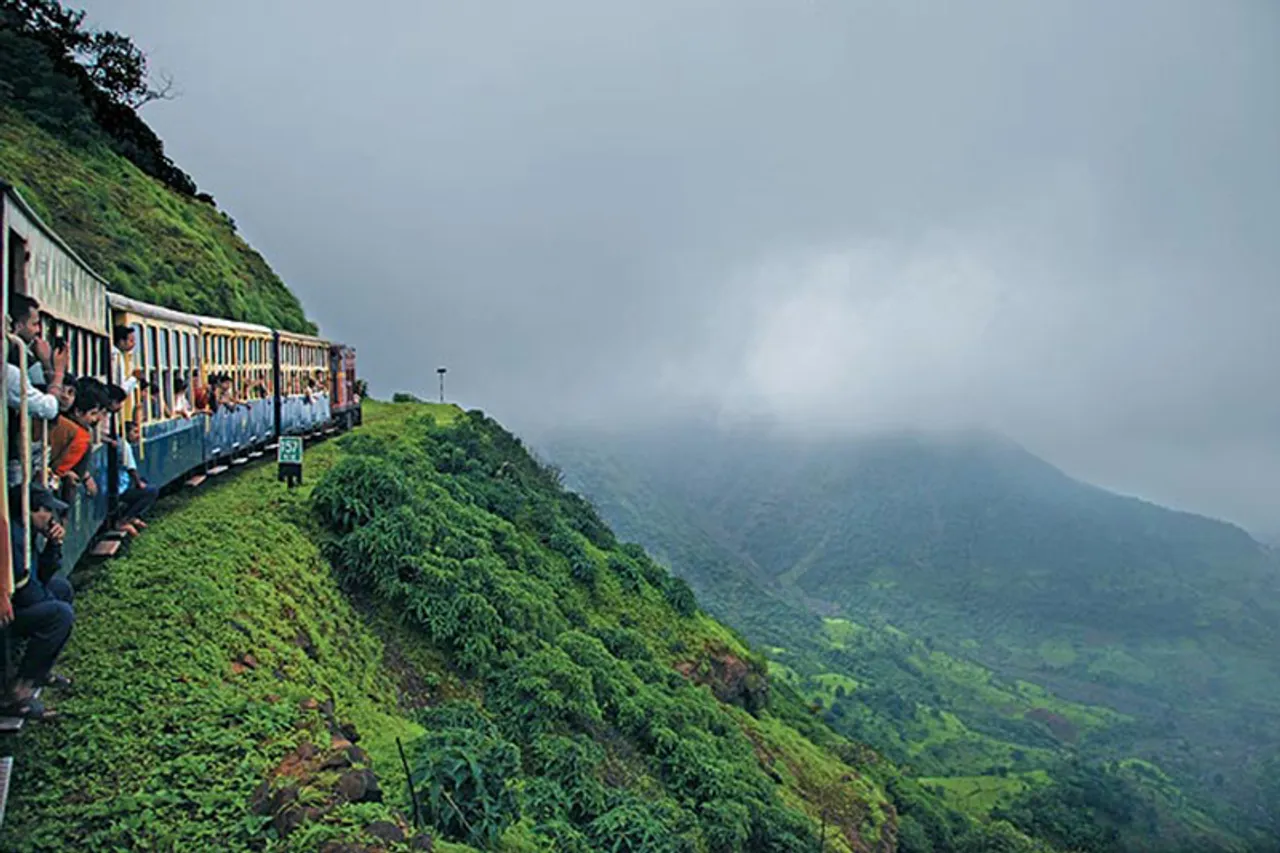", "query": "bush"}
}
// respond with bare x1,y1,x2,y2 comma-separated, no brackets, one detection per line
409,724,521,848
663,576,698,618
312,455,412,534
